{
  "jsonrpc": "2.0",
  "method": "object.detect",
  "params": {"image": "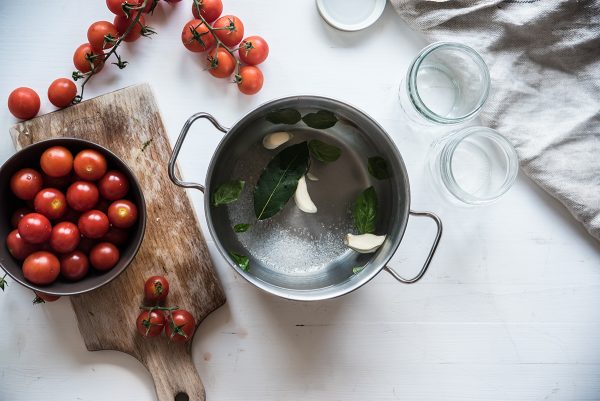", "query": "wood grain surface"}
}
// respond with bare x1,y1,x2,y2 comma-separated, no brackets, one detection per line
9,83,226,401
